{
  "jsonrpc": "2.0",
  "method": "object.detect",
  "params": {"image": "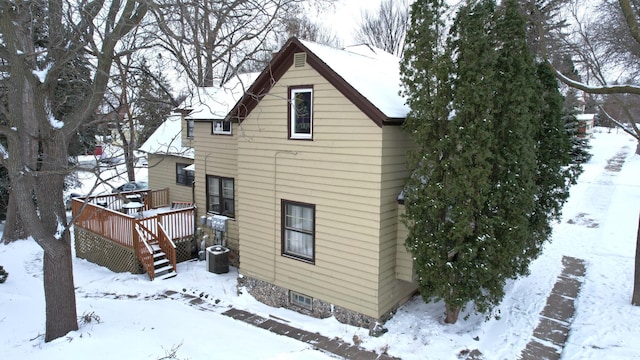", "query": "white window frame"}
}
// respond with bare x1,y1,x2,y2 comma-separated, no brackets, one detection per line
289,291,313,310
289,87,313,140
212,119,232,135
